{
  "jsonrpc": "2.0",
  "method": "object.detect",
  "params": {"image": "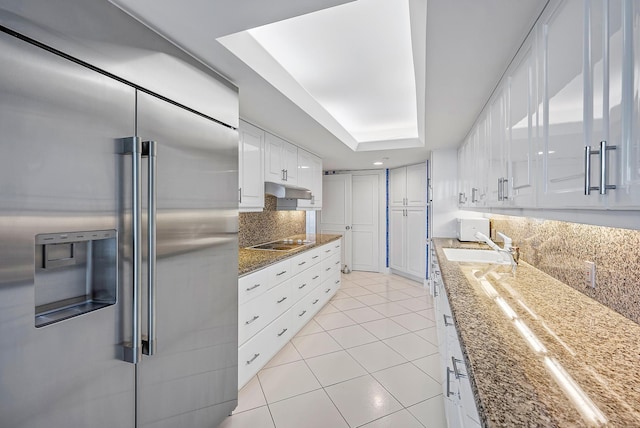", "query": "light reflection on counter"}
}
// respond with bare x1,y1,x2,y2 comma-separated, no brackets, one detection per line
467,267,607,427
